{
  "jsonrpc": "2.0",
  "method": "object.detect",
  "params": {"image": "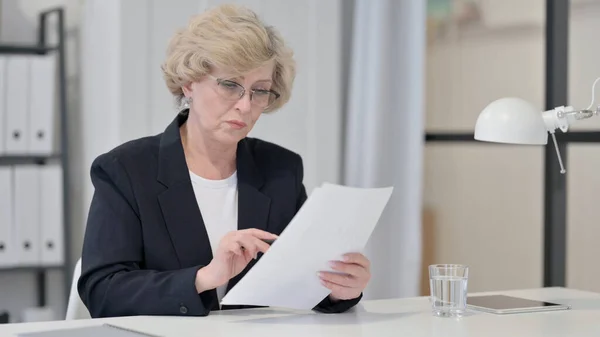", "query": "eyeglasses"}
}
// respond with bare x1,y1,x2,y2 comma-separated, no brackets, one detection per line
208,75,280,109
